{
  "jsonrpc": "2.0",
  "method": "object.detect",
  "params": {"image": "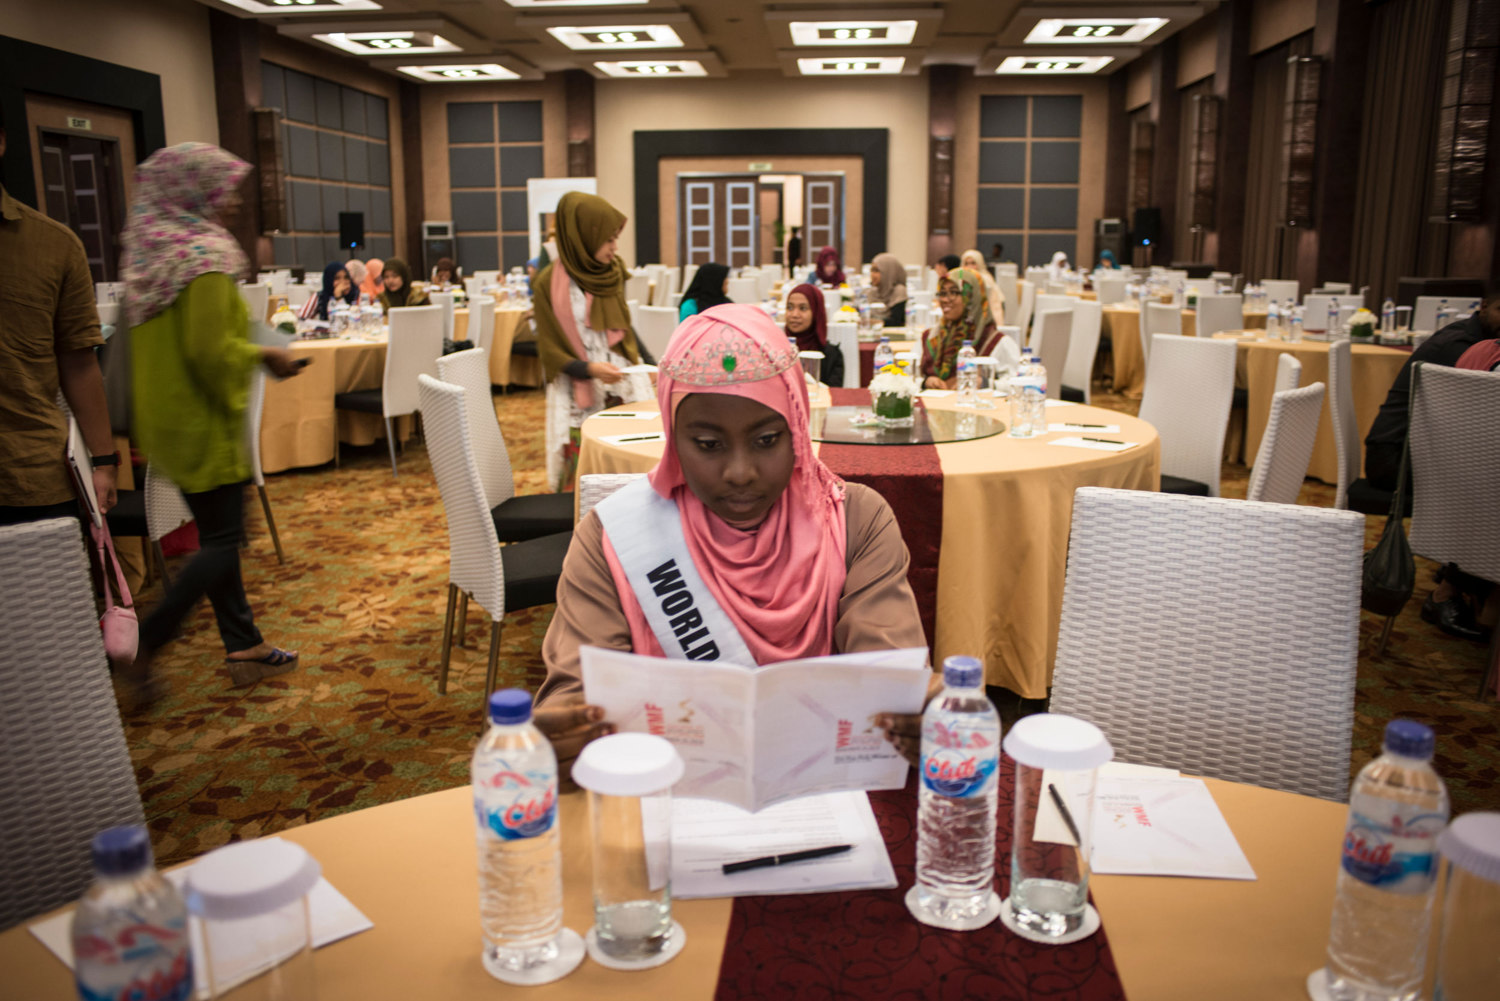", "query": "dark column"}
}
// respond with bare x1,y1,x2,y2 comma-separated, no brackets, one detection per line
564,70,595,177
926,65,961,263
1104,71,1129,220
1212,0,1254,274
1148,36,1181,264
1305,0,1372,290
208,10,262,268
399,81,424,265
